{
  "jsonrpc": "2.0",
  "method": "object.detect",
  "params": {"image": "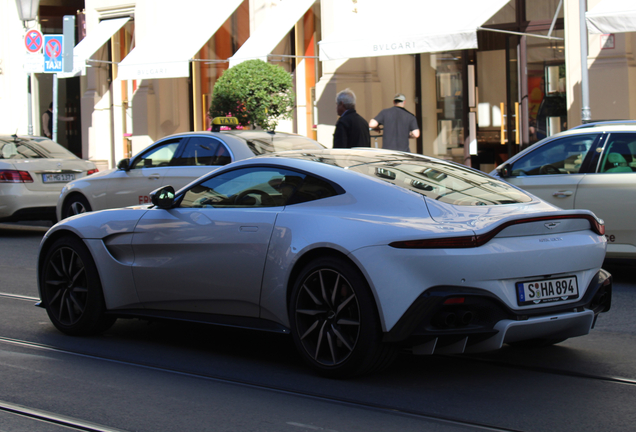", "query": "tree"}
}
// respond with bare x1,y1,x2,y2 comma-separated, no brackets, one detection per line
209,60,294,131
